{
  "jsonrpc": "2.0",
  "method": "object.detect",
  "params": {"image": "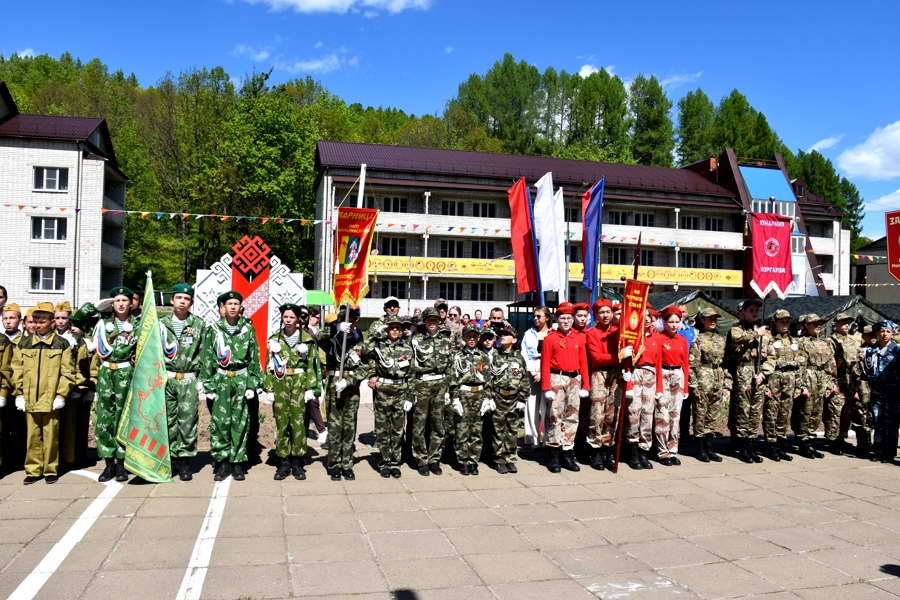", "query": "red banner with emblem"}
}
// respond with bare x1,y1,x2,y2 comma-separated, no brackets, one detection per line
618,279,650,362
334,207,379,307
750,212,794,299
